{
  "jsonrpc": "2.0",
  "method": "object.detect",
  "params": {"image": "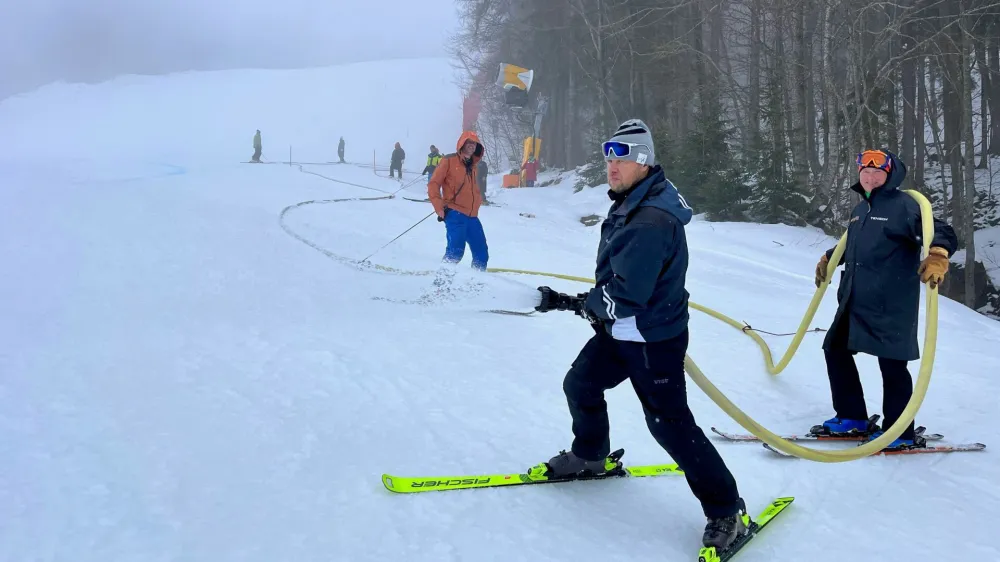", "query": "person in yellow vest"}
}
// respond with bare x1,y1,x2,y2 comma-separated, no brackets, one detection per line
422,145,442,180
